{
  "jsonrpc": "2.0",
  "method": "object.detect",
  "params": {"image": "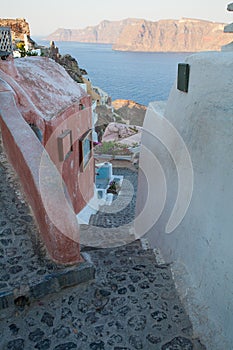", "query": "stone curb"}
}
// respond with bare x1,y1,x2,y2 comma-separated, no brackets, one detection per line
0,257,95,311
